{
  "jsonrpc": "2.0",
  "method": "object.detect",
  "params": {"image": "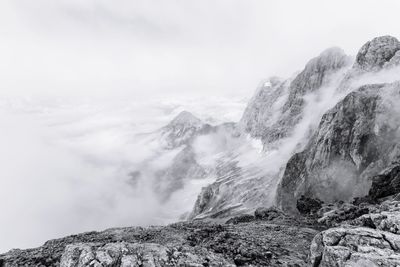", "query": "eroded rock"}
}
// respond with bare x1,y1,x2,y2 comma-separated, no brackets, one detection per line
310,226,400,267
